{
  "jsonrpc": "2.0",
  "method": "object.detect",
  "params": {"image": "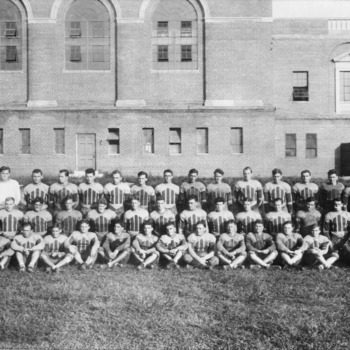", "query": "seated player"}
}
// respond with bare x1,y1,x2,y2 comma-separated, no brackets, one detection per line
130,171,156,212
0,236,14,270
100,220,131,269
11,222,45,273
64,219,100,270
207,169,232,212
245,220,279,269
292,170,319,212
295,197,322,237
40,223,73,273
104,170,131,219
23,197,52,236
78,168,104,216
217,220,247,270
276,221,306,269
131,220,159,270
55,196,83,236
155,169,179,214
0,197,24,240
263,168,292,214
123,195,149,239
265,198,291,238
235,197,262,235
183,221,219,270
234,167,264,213
179,195,207,238
207,197,234,239
156,222,188,269
150,196,176,237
